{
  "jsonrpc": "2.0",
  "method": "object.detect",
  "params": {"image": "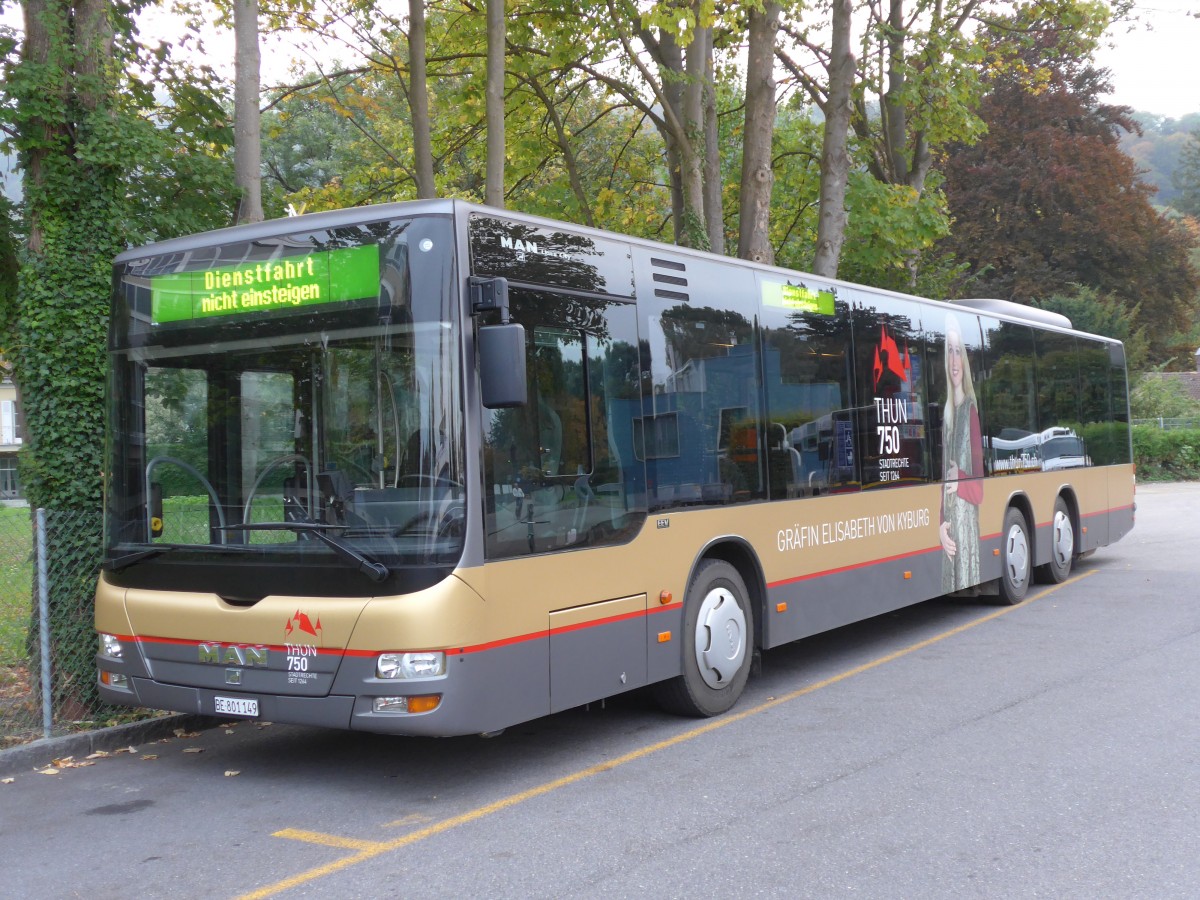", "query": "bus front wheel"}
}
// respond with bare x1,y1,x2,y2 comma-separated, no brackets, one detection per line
998,507,1031,605
654,559,754,717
